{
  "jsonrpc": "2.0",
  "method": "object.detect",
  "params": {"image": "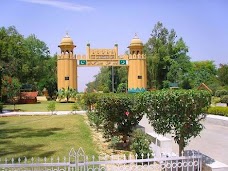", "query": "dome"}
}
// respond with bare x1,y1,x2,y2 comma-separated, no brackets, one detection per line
59,33,75,46
129,34,143,46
